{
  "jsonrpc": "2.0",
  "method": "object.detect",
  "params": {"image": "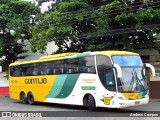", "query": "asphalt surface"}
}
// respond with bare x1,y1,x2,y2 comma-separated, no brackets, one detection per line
0,95,160,120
